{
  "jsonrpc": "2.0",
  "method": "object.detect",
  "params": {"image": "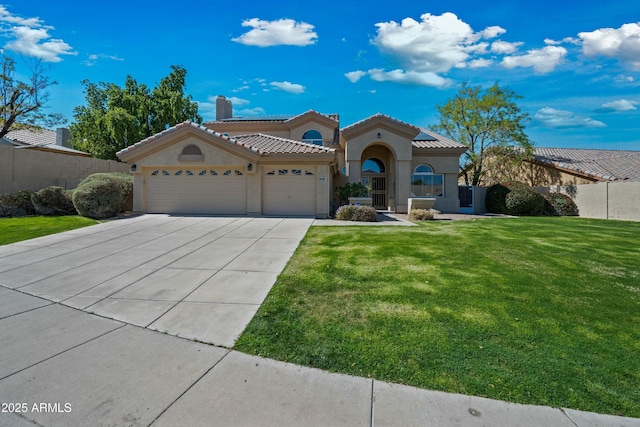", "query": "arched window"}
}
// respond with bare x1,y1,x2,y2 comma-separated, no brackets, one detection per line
362,158,385,174
411,164,444,197
302,129,323,146
181,144,202,155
